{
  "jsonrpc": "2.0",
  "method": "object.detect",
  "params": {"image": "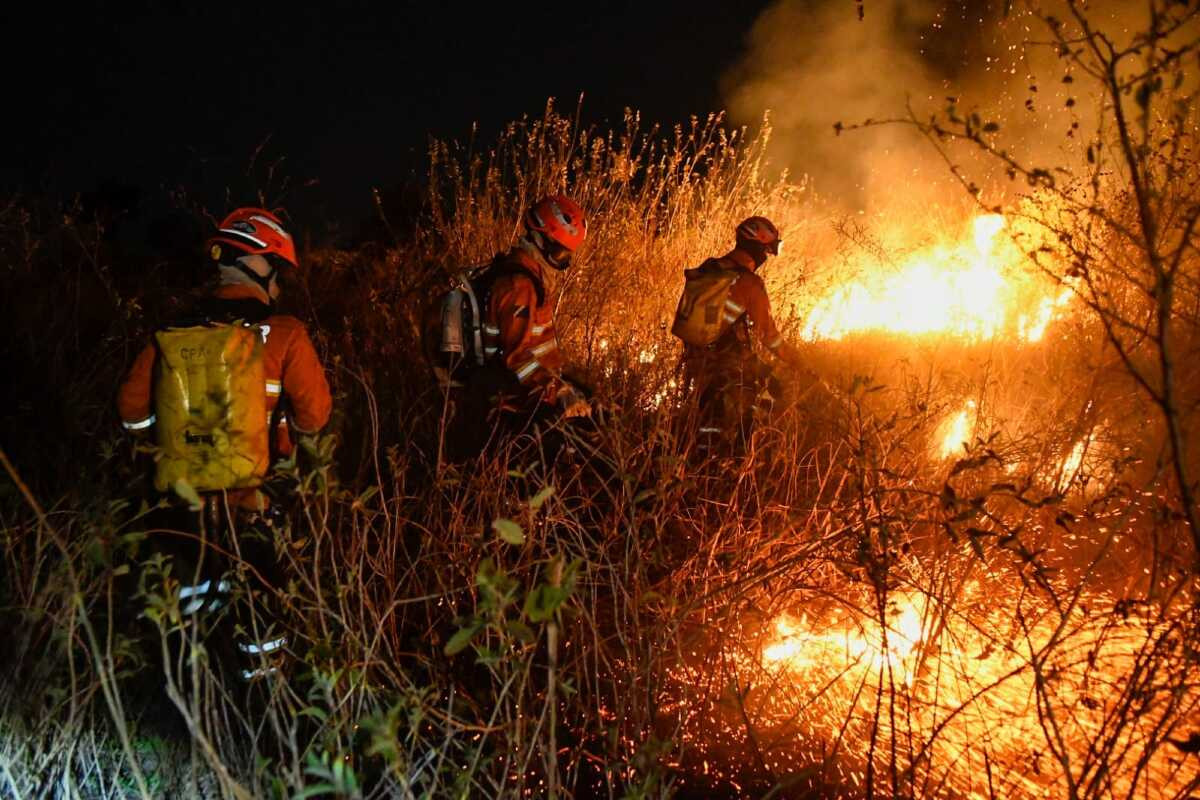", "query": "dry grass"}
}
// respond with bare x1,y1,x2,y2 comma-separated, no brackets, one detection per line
0,100,1198,799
